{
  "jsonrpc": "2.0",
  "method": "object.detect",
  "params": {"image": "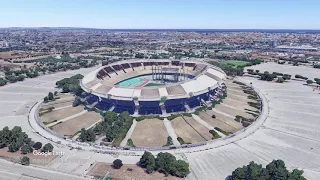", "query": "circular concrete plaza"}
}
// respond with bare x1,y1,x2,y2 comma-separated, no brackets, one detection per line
0,62,319,180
